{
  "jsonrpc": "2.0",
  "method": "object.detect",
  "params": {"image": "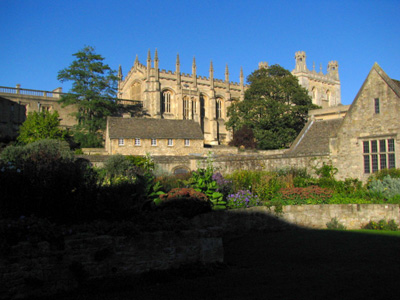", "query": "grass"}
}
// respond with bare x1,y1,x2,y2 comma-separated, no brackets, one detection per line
40,227,400,300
